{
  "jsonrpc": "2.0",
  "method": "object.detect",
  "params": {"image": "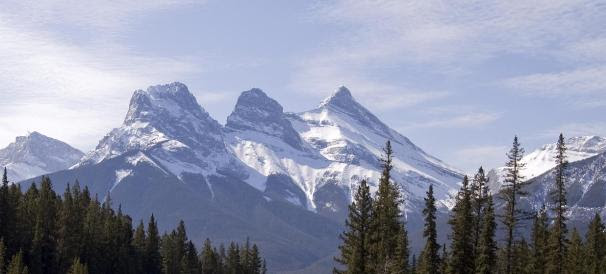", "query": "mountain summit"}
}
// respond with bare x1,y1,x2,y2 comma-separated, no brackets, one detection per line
226,88,303,150
0,131,83,181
